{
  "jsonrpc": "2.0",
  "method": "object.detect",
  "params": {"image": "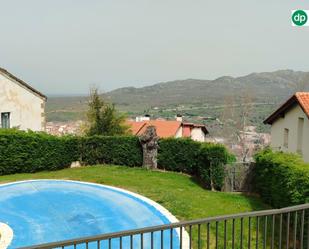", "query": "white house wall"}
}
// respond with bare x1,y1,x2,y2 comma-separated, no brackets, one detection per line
191,127,206,142
0,73,45,131
270,104,309,162
175,126,182,138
